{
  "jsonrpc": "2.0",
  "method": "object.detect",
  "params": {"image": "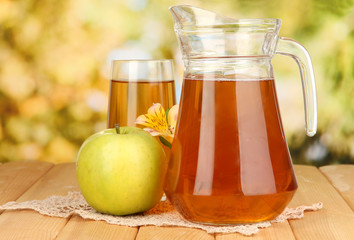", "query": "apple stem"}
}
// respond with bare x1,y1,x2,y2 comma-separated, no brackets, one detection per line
115,124,120,134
